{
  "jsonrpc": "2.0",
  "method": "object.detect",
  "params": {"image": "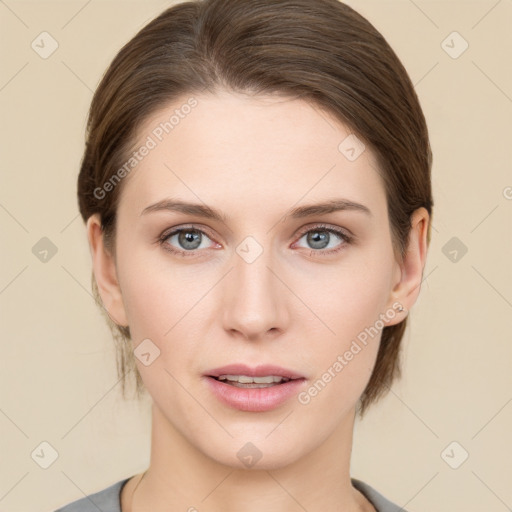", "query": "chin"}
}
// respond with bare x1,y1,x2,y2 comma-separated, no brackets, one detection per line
194,428,313,472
